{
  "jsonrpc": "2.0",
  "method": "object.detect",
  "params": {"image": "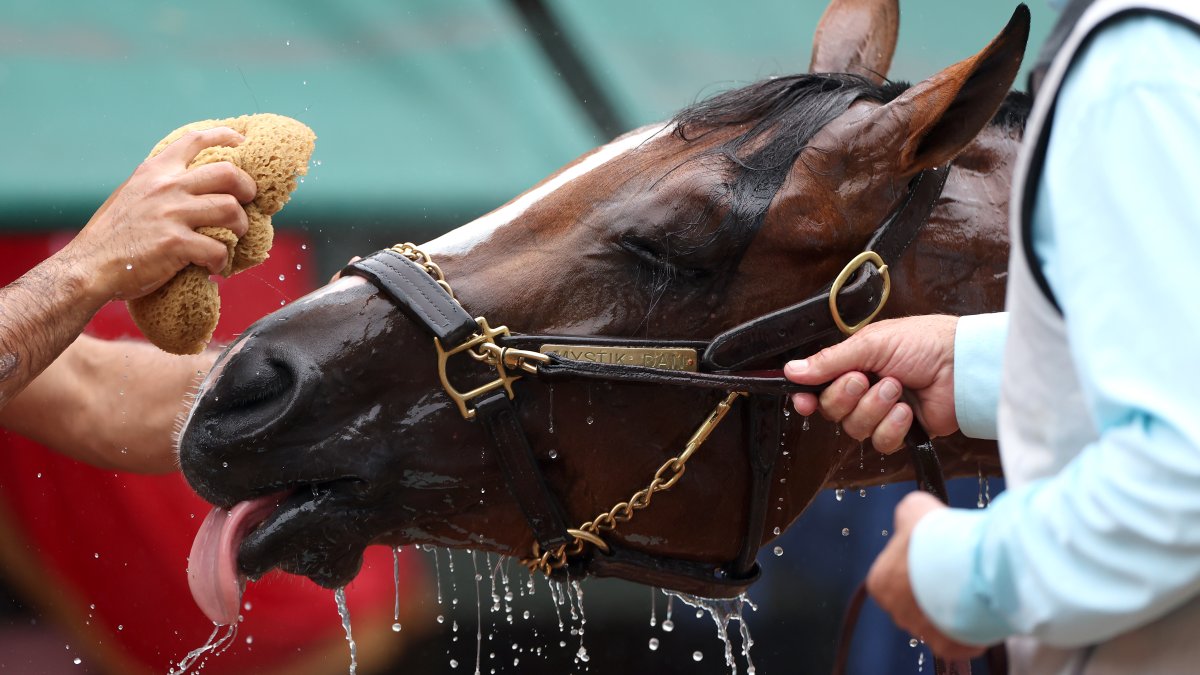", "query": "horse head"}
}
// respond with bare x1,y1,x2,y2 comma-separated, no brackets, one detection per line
179,0,1029,611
